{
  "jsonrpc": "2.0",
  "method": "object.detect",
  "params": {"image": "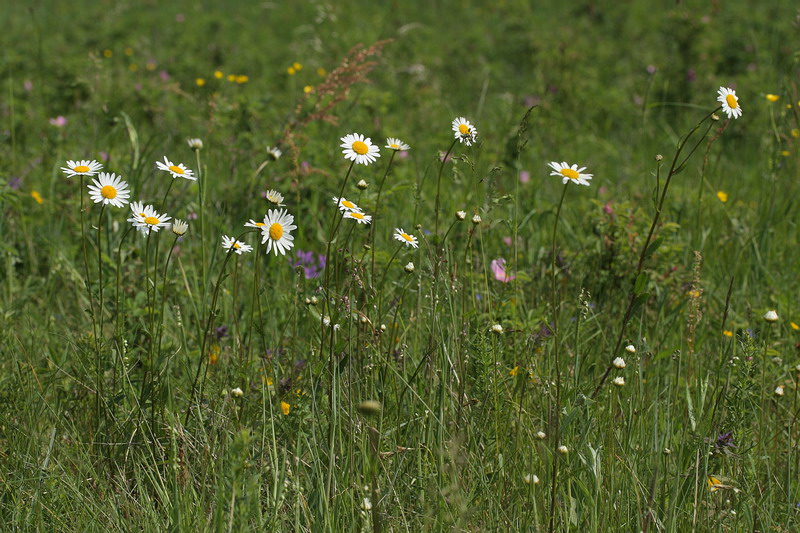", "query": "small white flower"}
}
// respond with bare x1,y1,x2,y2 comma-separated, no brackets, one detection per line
344,211,372,224
260,209,296,256
451,117,477,146
775,385,785,397
171,219,188,236
612,376,625,387
557,445,568,455
385,137,410,151
156,156,196,180
266,146,282,161
356,179,369,190
340,133,381,166
491,324,503,334
625,344,636,354
456,210,466,221
222,235,253,254
471,214,481,225
61,159,103,178
361,497,372,511
404,262,415,273
187,138,203,151
548,161,593,186
244,219,266,229
535,431,547,440
393,228,418,248
524,474,540,485
87,172,130,208
763,310,779,323
231,387,244,398
322,316,331,327
128,202,171,235
717,87,742,120
612,357,626,369
264,189,285,206
333,197,363,213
